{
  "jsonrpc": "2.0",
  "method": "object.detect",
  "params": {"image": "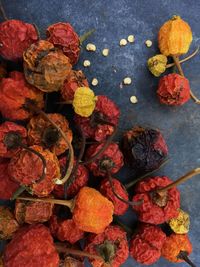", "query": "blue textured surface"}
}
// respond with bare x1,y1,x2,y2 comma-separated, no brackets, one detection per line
1,0,200,266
